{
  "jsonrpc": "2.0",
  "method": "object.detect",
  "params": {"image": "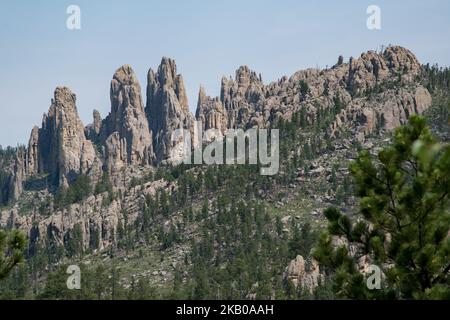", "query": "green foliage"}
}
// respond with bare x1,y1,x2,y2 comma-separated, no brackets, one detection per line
35,263,161,300
37,264,104,300
0,146,18,163
176,196,319,300
422,63,450,94
94,172,116,207
298,80,310,99
9,82,444,301
54,174,93,209
0,170,11,206
65,224,84,258
0,264,30,299
158,225,181,250
314,116,450,299
95,172,113,195
0,229,26,281
288,222,318,259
